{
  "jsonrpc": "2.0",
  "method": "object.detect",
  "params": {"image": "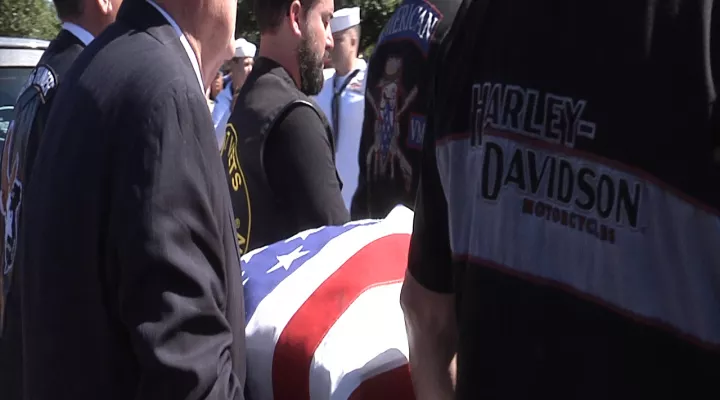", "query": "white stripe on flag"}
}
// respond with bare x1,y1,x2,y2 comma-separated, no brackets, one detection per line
310,283,409,400
246,207,413,399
